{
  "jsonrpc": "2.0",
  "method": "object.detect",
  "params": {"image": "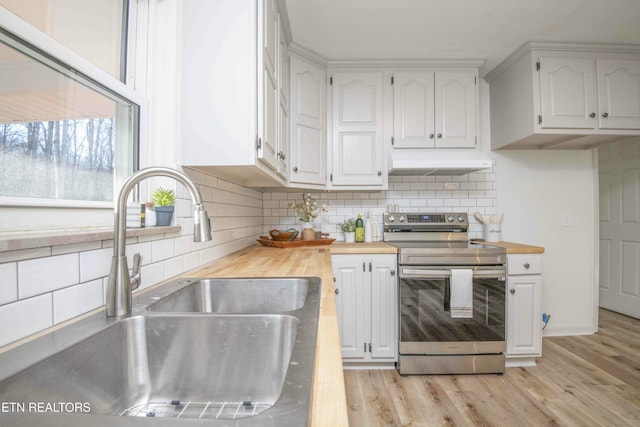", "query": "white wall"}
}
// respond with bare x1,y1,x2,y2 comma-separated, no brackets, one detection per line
494,150,597,335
